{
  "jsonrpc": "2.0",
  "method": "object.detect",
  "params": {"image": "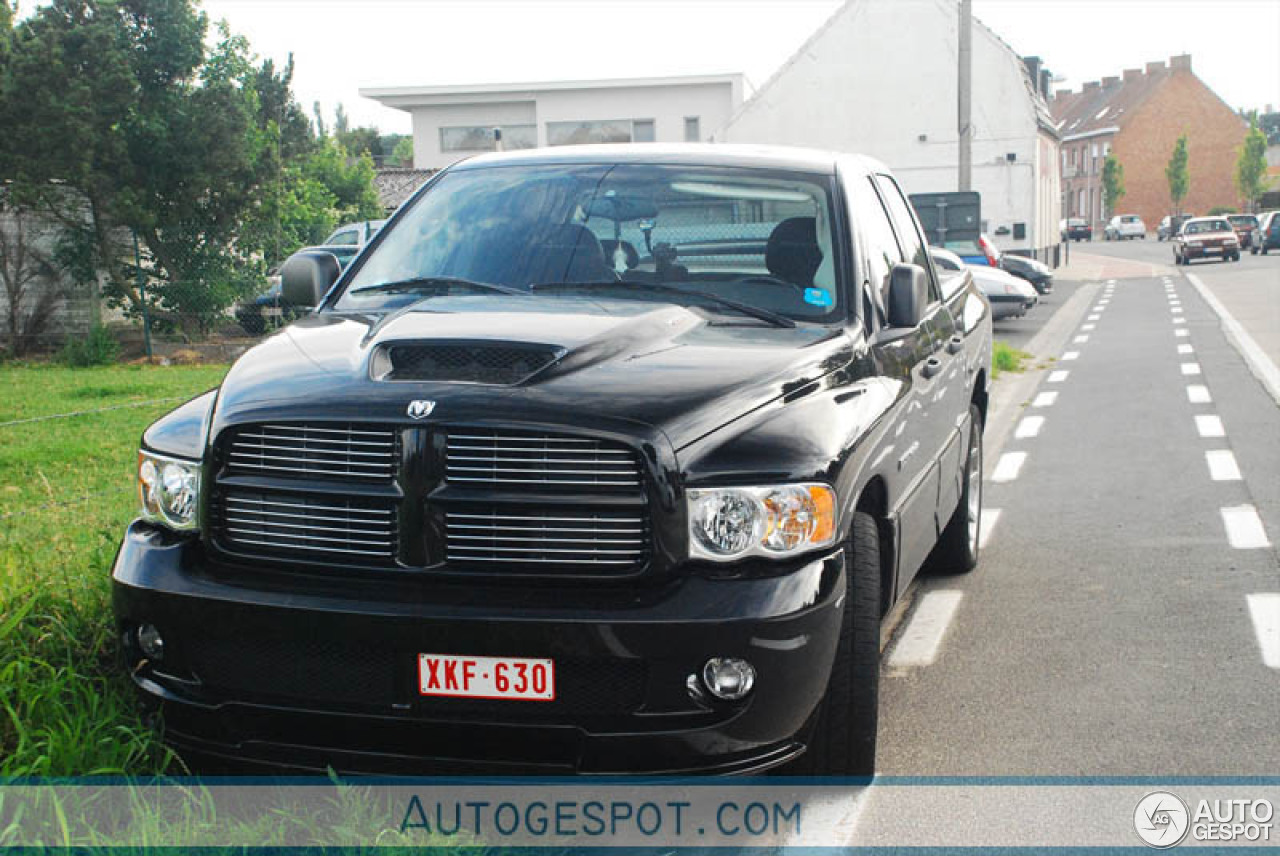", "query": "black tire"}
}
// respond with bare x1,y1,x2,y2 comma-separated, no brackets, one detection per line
929,404,983,575
791,510,881,777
